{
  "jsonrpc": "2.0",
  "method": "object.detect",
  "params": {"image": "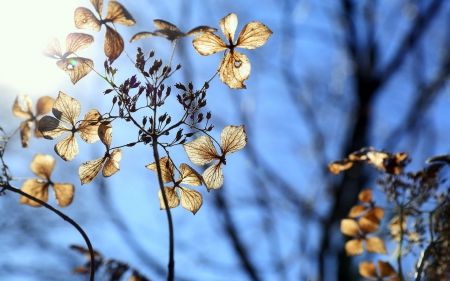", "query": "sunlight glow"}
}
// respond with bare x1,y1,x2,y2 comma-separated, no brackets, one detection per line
0,0,85,96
